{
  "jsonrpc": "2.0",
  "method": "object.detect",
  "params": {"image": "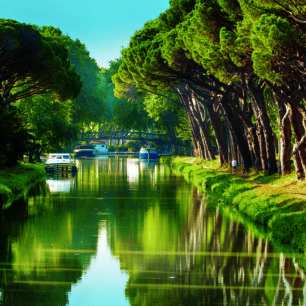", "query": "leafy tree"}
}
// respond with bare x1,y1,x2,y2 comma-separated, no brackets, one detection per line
0,105,29,167
143,94,191,140
101,59,153,132
0,19,81,106
38,26,105,127
0,19,81,167
16,95,78,160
